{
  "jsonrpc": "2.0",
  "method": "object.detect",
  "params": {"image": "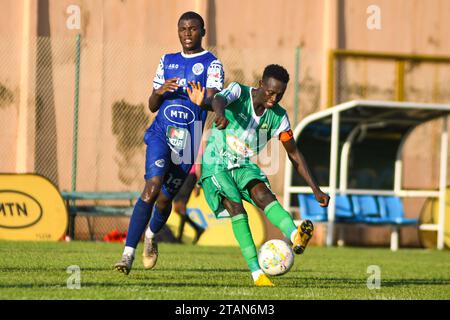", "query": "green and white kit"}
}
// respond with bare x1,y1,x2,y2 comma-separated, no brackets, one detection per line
201,82,291,217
